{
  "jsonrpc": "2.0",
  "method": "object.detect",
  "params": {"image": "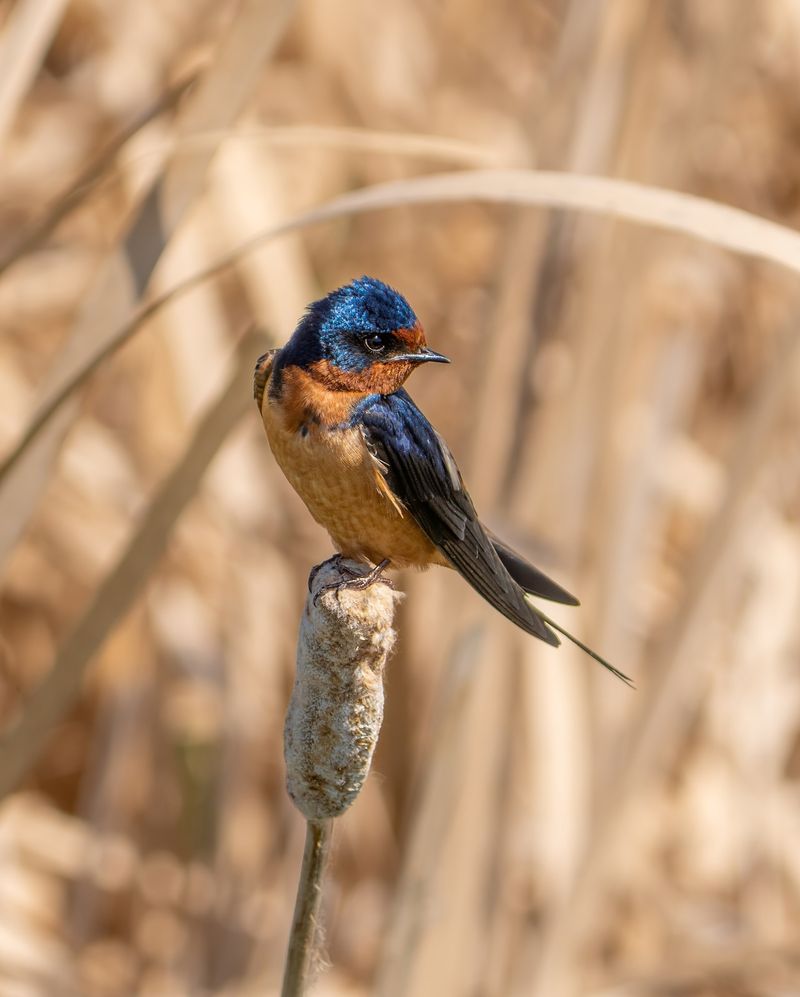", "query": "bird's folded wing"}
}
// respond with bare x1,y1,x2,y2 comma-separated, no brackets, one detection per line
361,391,559,646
